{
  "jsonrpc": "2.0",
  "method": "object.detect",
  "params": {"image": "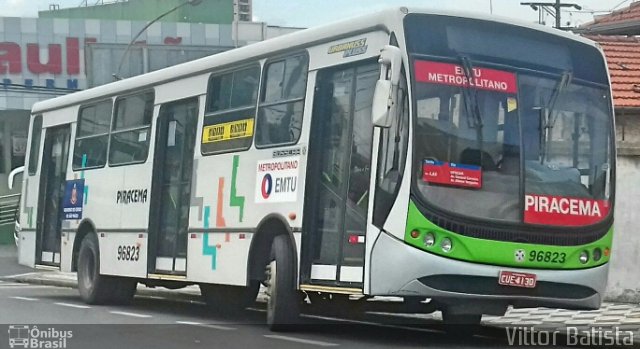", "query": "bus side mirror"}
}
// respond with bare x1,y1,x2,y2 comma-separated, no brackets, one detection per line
373,45,402,128
372,80,393,128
